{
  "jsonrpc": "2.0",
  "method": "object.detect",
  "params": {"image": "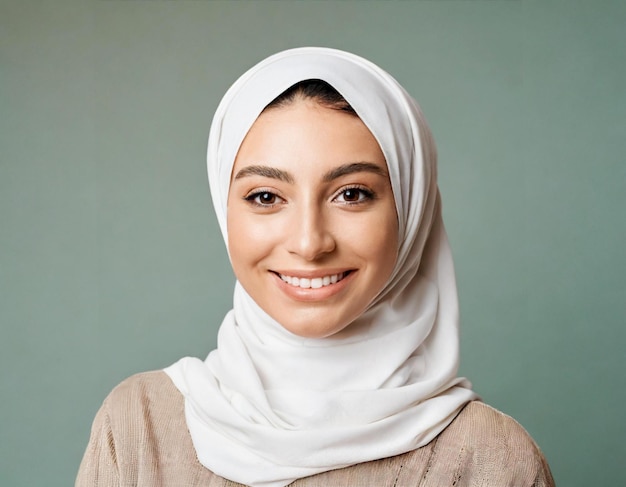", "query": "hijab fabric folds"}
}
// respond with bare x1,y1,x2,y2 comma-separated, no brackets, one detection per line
165,47,477,487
